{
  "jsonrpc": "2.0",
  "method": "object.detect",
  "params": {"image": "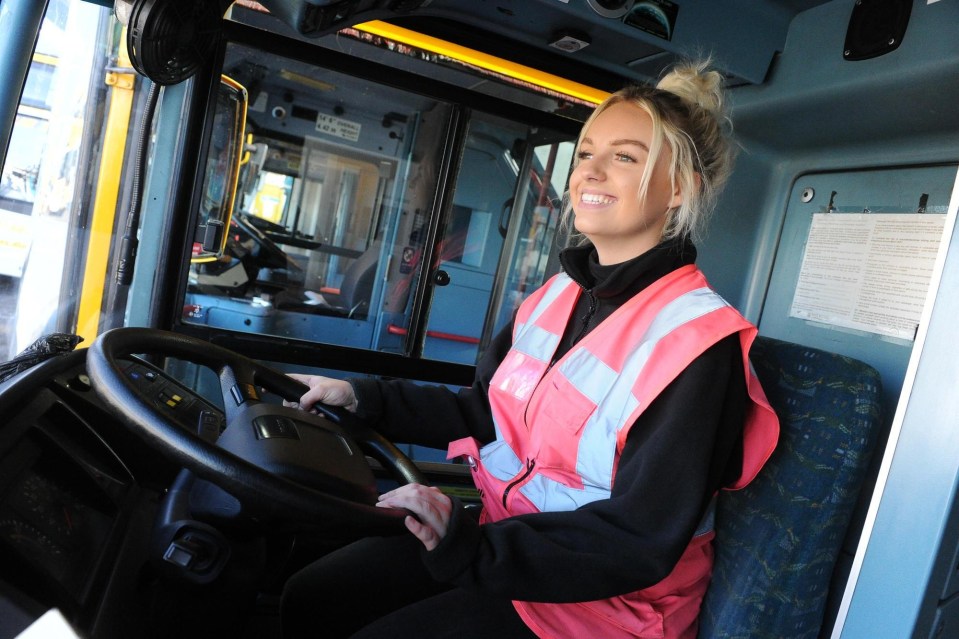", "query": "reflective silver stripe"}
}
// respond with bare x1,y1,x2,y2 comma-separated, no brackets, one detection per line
514,276,571,344
479,438,525,482
521,287,730,510
525,274,574,329
558,348,617,405
513,275,572,359
513,324,561,361
520,473,611,511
